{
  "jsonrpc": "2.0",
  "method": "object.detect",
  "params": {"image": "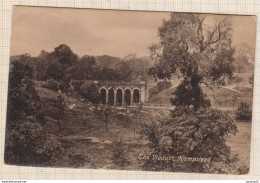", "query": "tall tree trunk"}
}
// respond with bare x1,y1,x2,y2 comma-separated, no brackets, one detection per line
191,74,202,111
193,84,201,111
